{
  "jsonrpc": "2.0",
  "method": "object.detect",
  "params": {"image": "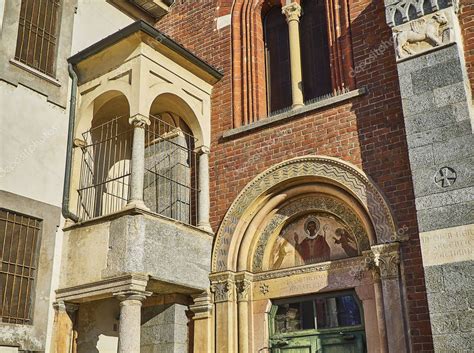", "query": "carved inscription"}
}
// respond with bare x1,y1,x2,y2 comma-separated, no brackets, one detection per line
420,224,474,266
